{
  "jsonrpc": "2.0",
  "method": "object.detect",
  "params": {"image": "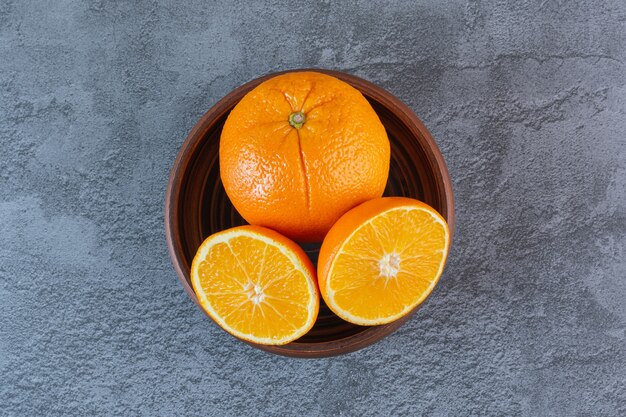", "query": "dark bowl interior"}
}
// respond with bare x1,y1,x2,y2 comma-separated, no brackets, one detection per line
165,69,454,358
